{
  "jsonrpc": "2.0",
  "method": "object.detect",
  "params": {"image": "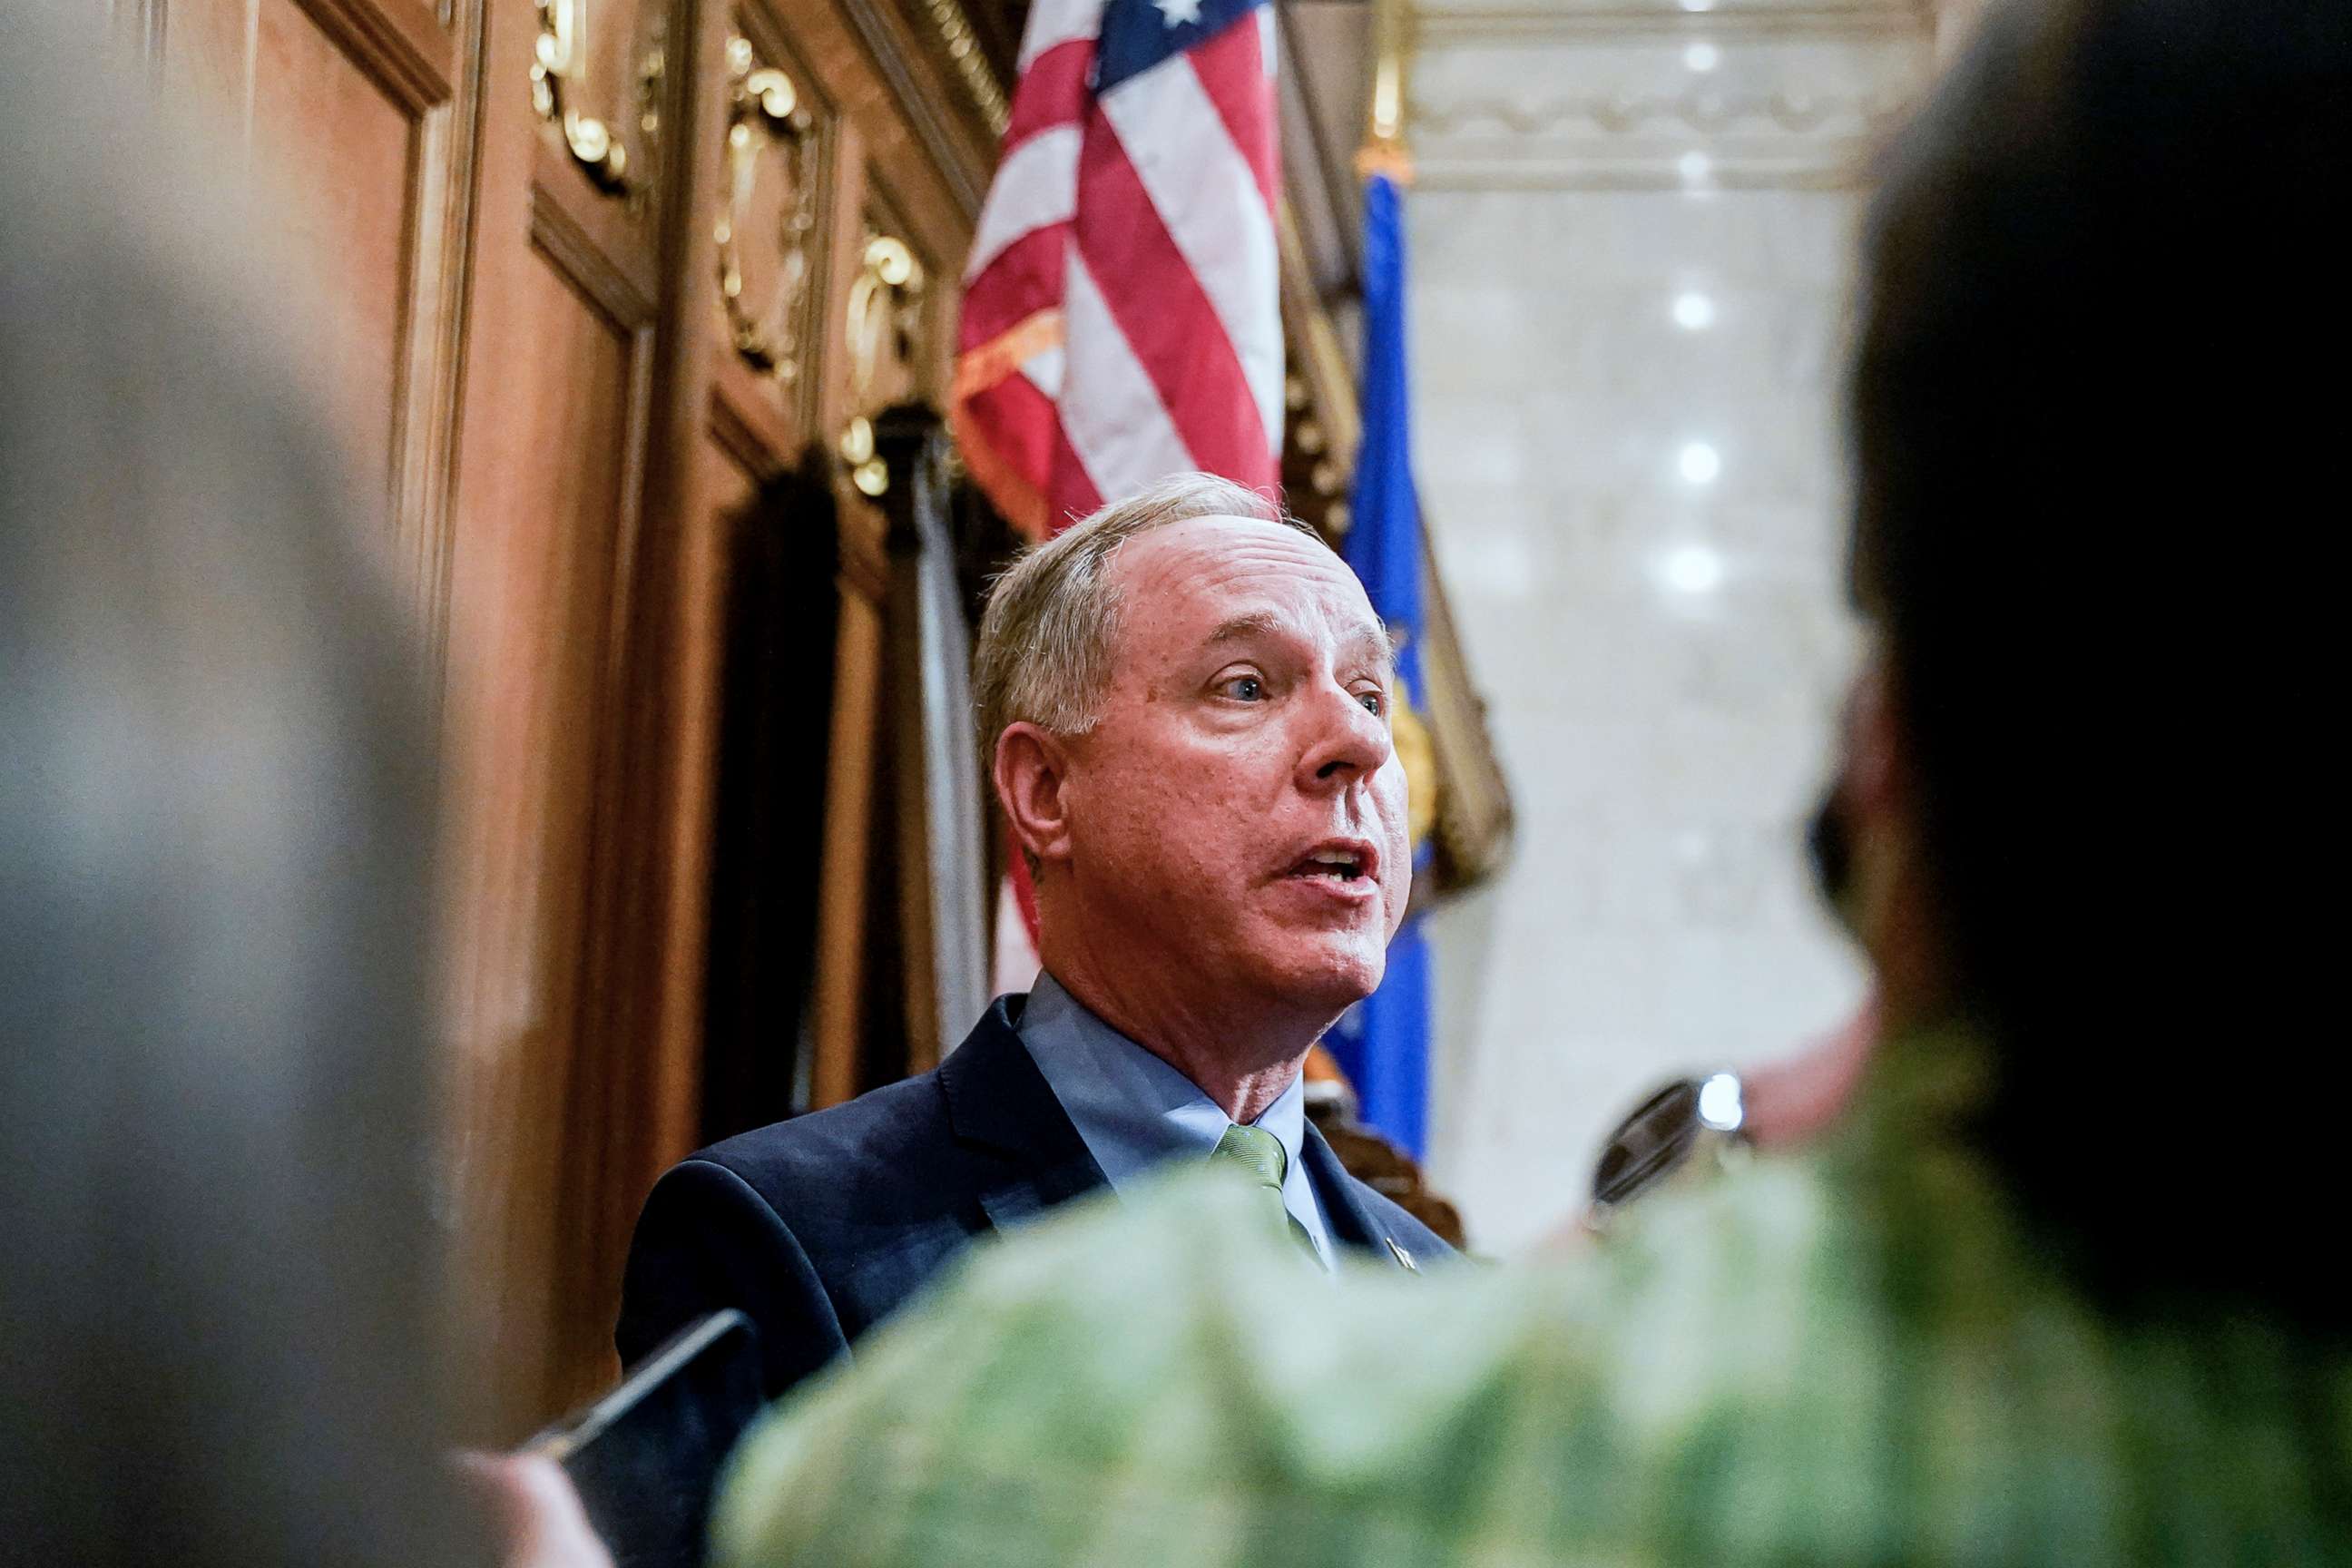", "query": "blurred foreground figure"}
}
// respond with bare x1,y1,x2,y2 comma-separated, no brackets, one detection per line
0,15,475,1563
712,2,2351,1562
